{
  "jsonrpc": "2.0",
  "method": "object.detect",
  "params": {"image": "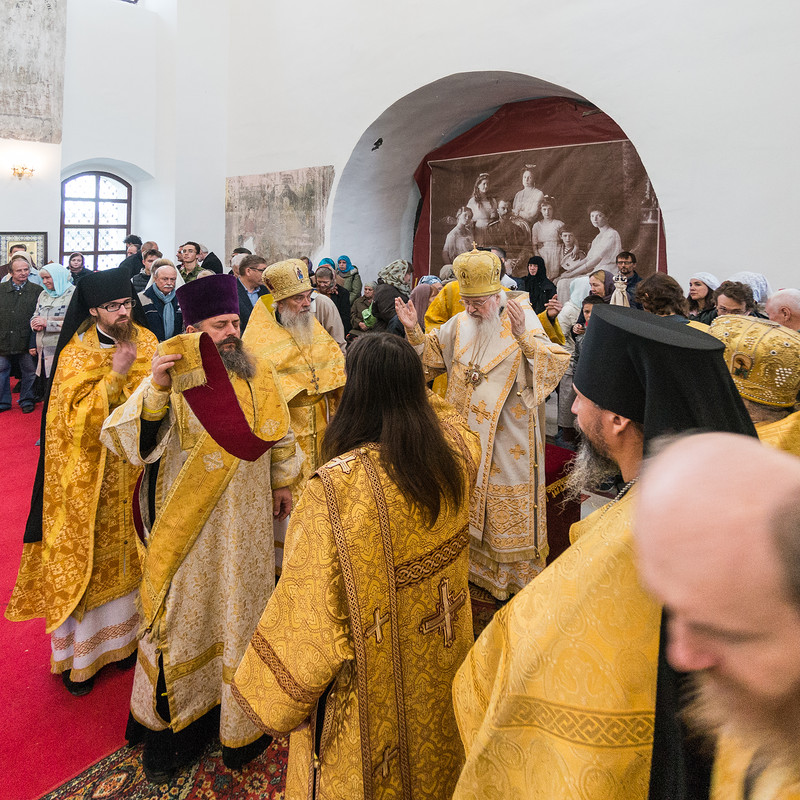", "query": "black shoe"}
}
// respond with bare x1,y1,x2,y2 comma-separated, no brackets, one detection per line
116,651,138,670
0,406,10,413
62,671,95,696
21,403,34,414
142,752,177,785
142,733,178,785
222,734,272,770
